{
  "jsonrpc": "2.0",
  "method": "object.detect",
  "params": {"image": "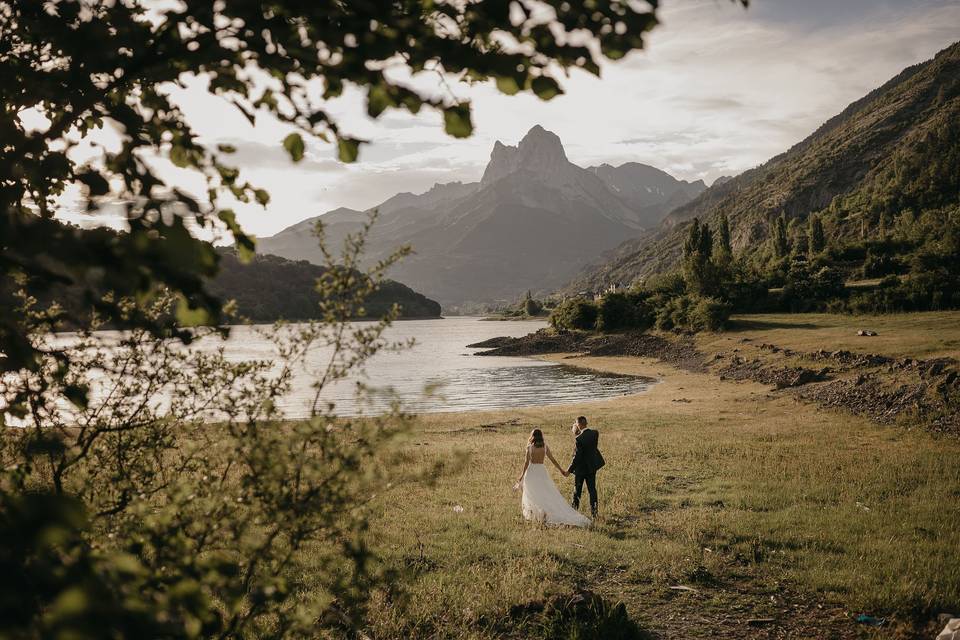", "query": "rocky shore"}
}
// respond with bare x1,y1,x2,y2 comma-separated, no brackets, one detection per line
468,329,709,373
471,328,960,435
